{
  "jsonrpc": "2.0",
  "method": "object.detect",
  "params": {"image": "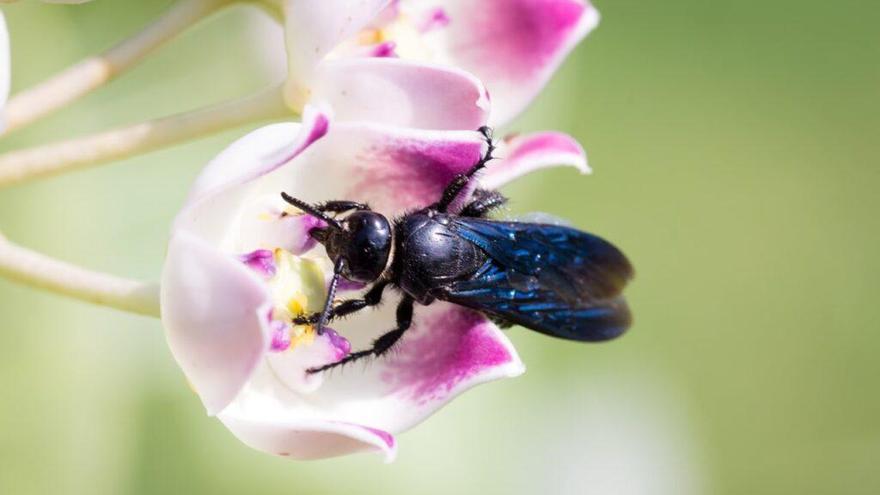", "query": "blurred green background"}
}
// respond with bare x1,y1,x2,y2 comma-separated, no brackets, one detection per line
1,1,878,493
